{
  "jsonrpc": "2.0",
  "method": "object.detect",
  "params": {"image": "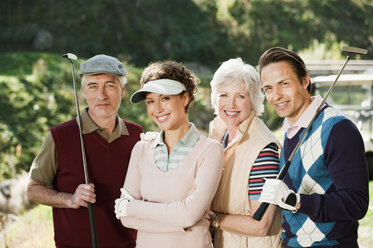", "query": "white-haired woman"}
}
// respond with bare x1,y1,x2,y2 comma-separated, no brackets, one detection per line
209,58,283,248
